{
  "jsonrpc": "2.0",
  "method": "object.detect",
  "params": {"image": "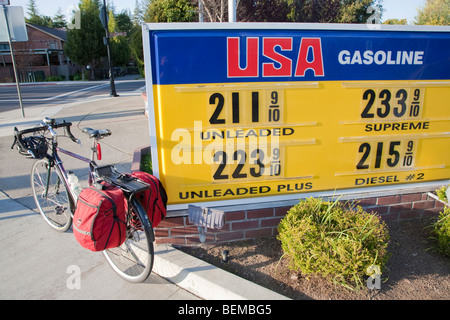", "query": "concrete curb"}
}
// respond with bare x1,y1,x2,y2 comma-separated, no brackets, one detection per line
0,191,289,300
131,145,150,172
153,244,290,300
131,148,289,299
